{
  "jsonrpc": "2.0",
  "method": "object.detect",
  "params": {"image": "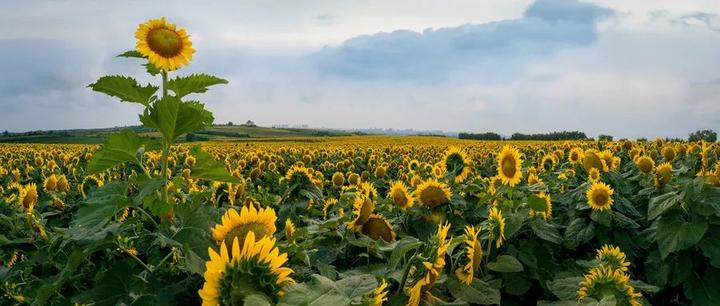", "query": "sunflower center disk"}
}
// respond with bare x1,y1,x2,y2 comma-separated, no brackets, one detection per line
147,28,183,57
361,218,393,242
501,157,515,177
226,222,271,247
592,191,609,208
